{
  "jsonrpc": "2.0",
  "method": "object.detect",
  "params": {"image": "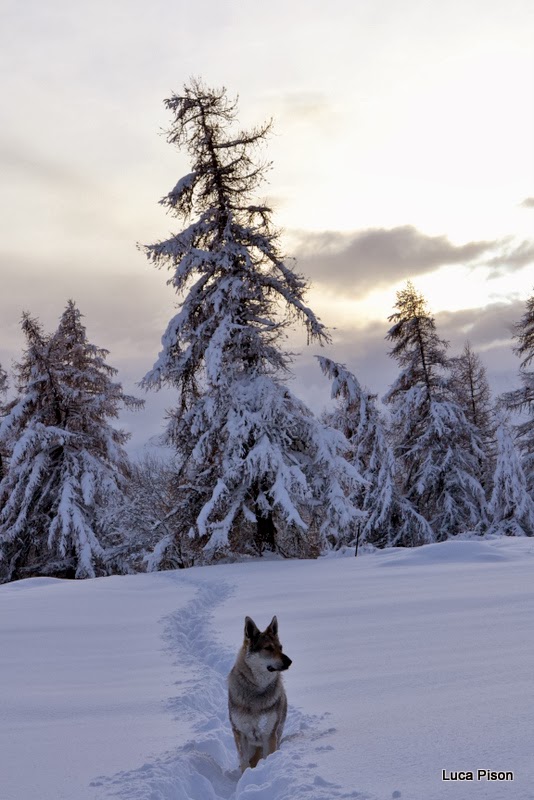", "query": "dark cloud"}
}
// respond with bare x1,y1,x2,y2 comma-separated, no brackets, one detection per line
435,302,523,398
435,301,521,351
293,226,499,295
520,197,534,208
